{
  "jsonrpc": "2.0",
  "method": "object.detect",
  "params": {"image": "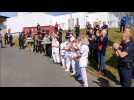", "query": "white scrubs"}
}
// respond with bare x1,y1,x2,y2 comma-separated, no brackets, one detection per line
60,42,66,68
52,38,60,63
79,44,89,87
70,42,78,74
64,42,71,71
